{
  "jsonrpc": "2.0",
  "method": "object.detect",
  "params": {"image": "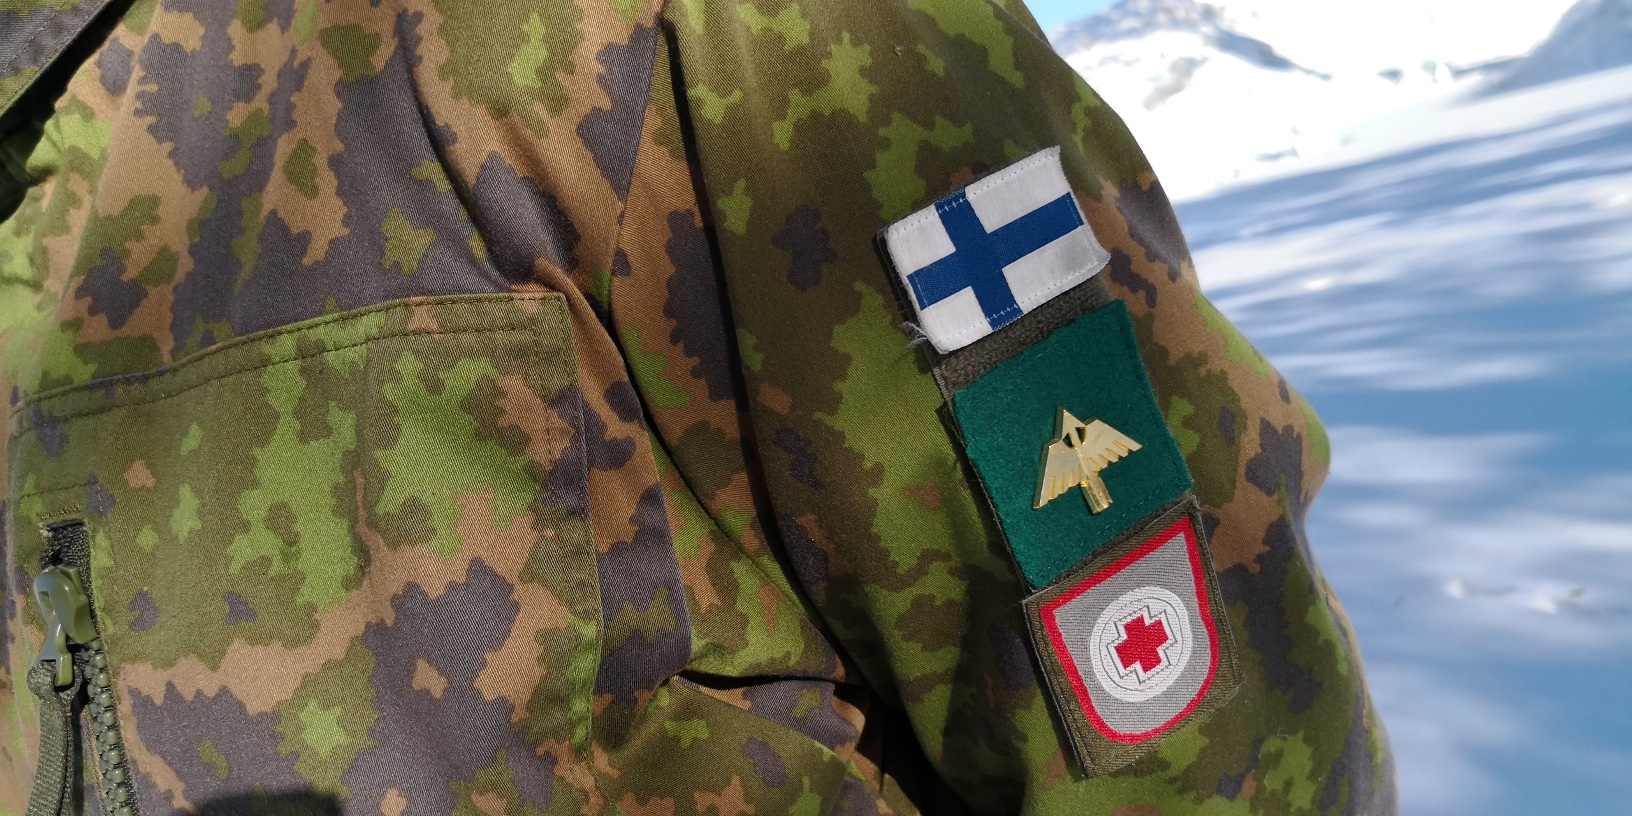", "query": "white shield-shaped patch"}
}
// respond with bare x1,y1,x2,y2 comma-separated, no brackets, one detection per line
1025,499,1239,773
